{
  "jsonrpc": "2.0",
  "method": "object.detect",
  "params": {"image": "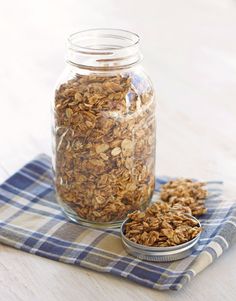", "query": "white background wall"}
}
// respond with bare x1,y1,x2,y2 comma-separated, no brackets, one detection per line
0,0,236,191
